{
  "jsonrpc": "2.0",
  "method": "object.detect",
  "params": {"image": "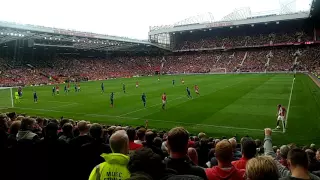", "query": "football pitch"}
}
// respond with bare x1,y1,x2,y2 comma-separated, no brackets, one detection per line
1,73,320,145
